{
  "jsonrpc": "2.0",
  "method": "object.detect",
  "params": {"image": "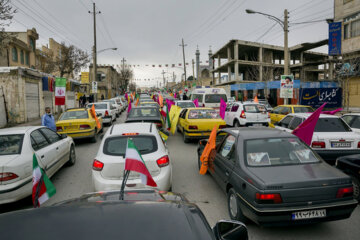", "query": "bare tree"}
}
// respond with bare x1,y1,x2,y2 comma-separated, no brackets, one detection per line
116,65,133,91
0,0,16,53
128,82,136,92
